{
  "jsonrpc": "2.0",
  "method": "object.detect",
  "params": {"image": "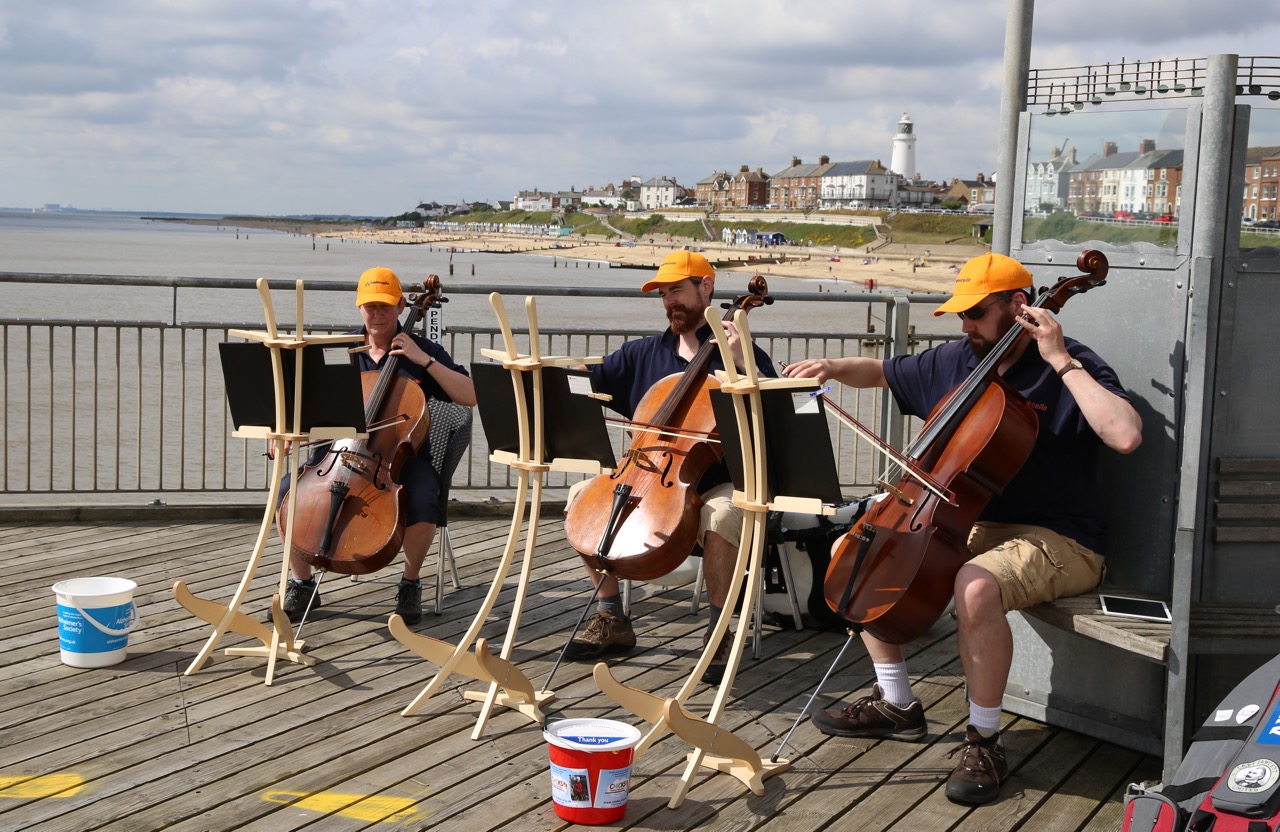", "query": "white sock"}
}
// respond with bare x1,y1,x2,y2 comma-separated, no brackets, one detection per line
873,662,915,708
969,701,1003,738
